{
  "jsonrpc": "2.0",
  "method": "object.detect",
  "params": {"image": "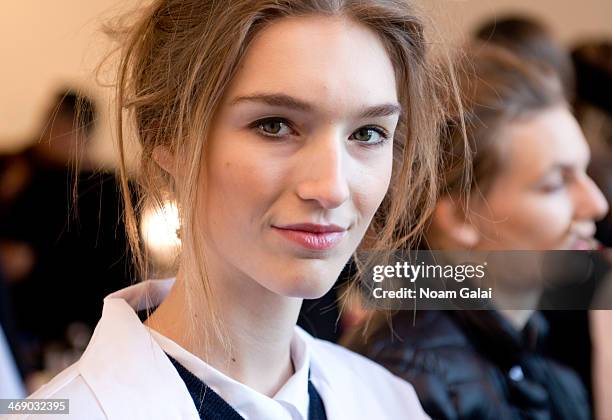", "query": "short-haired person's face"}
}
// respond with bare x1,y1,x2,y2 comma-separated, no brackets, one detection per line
469,106,608,250
199,16,399,298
